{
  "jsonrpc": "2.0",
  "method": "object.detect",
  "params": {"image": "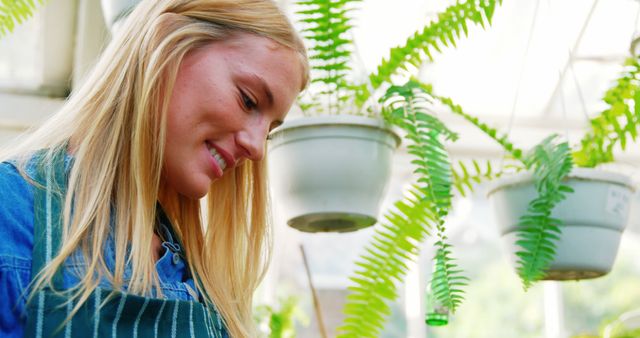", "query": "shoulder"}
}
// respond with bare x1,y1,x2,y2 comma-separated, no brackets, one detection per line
0,161,35,335
0,161,35,260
